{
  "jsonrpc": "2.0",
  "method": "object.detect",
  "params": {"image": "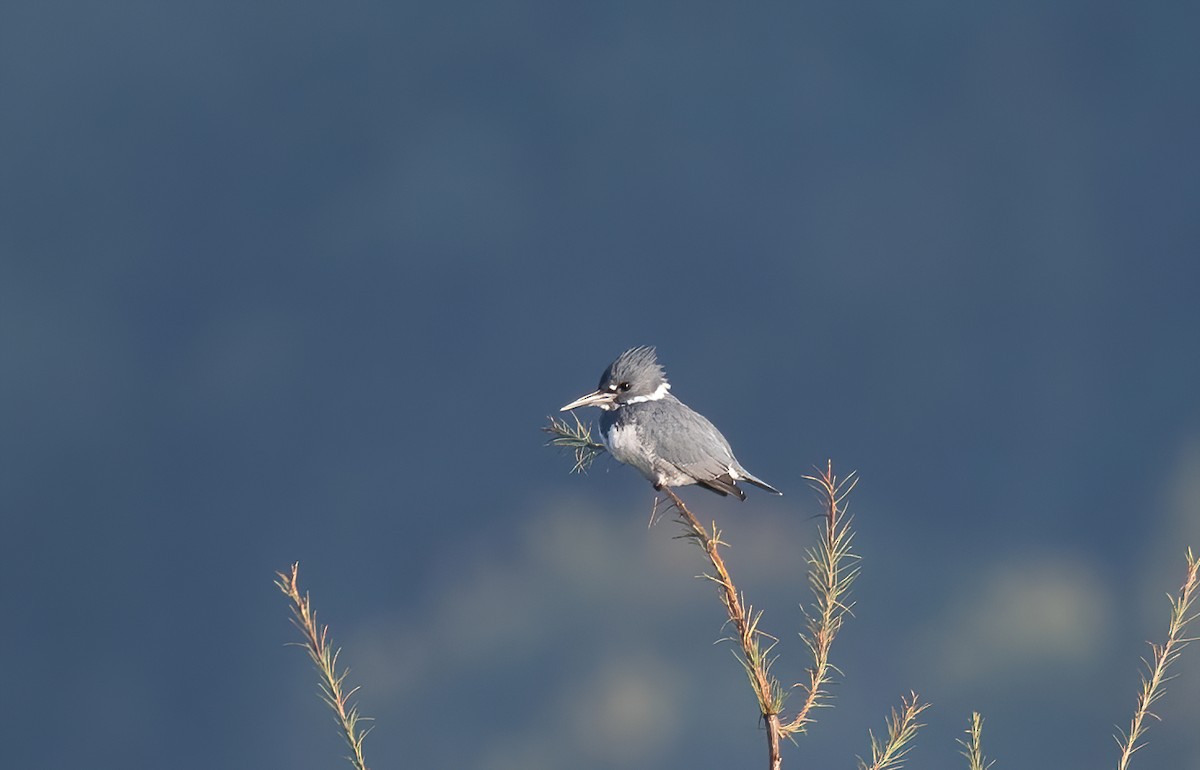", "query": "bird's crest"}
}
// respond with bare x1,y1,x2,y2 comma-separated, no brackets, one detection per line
604,345,666,387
